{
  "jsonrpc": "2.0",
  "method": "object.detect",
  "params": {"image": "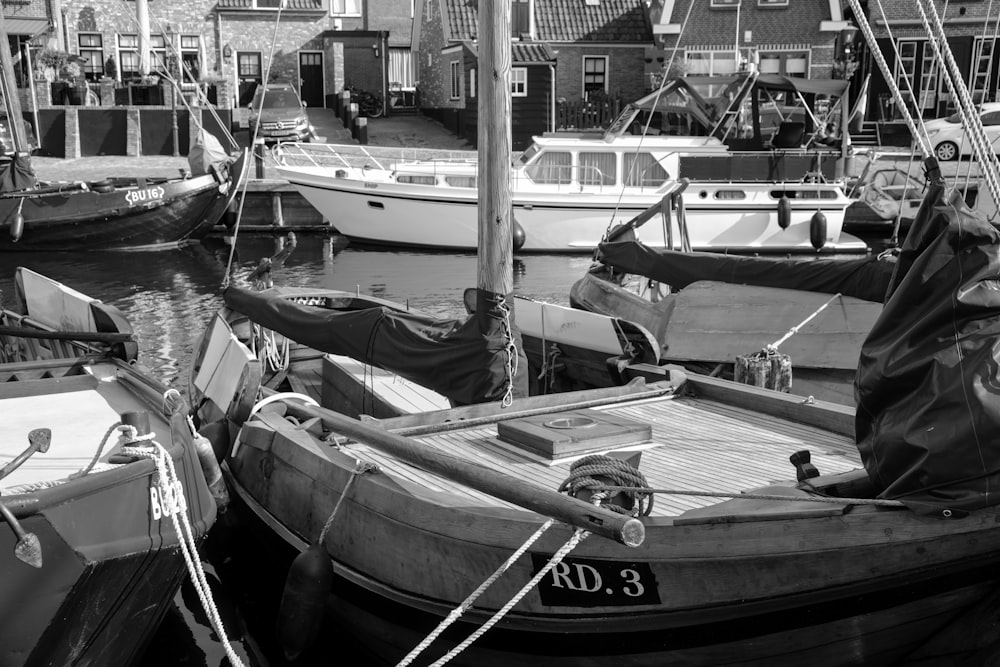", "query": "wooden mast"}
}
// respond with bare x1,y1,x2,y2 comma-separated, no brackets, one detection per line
0,12,30,154
477,0,513,294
